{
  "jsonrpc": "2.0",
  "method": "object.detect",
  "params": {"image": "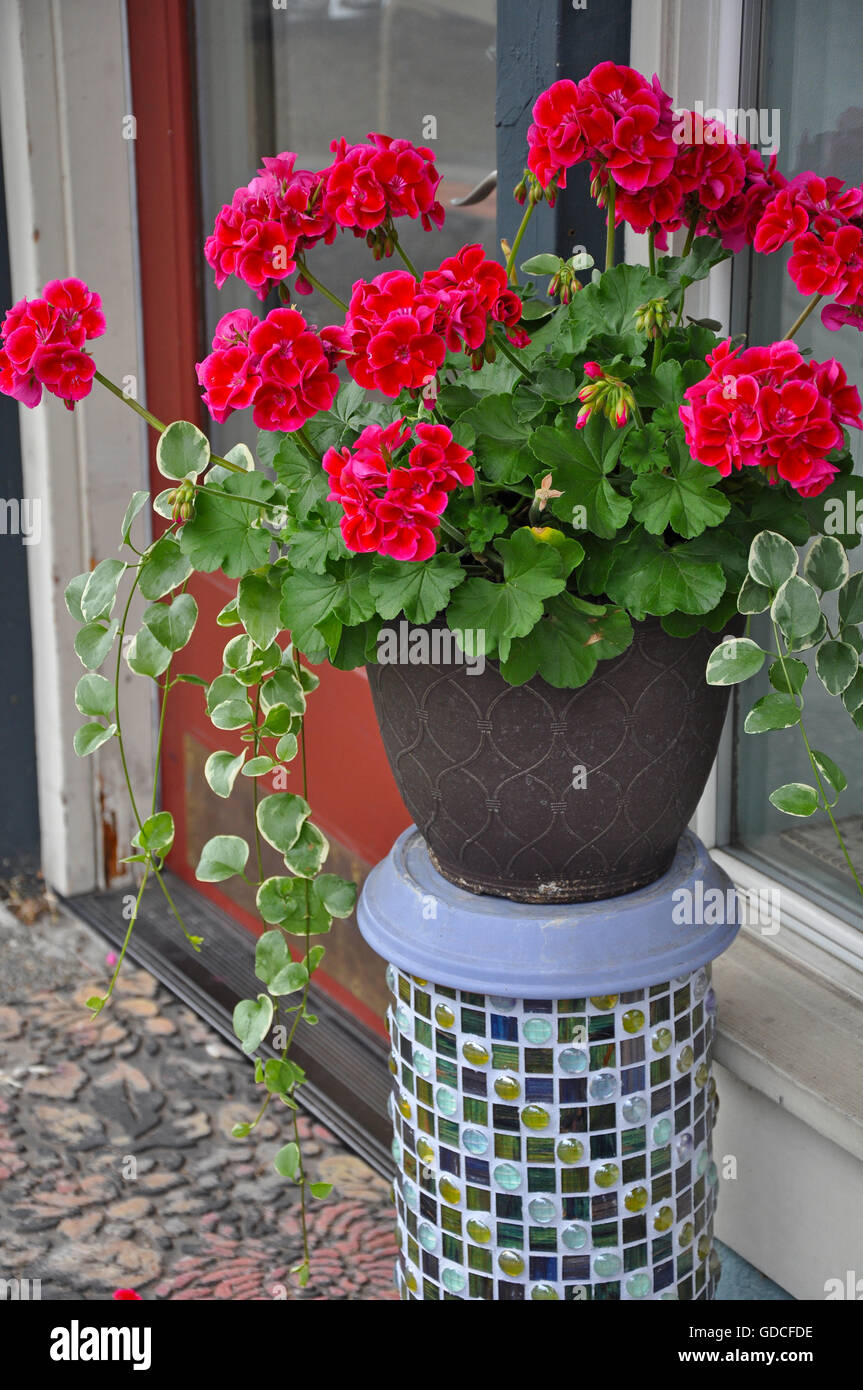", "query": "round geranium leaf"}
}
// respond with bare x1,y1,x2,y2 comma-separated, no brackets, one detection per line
771,575,821,641
196,834,249,882
748,531,798,590
156,420,210,480
743,693,801,734
815,640,858,696
232,993,273,1055
803,535,849,593
256,793,310,855
768,783,819,817
705,637,765,686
